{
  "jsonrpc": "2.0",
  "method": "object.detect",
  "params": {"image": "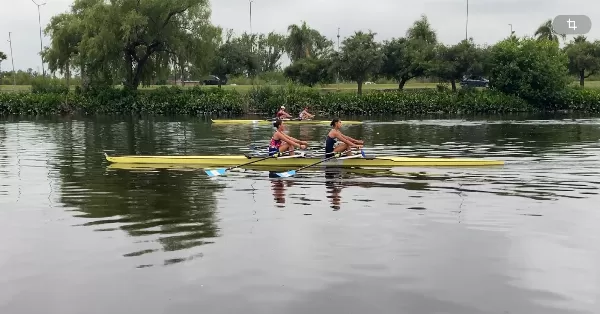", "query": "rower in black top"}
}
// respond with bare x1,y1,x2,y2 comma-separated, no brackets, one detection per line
324,118,364,158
